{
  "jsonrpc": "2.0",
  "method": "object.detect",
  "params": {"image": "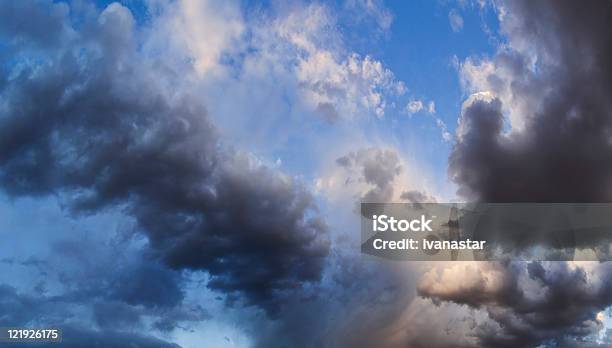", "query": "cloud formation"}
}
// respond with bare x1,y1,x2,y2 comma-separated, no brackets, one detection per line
450,0,612,203
0,0,329,317
418,262,612,347
432,1,612,347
